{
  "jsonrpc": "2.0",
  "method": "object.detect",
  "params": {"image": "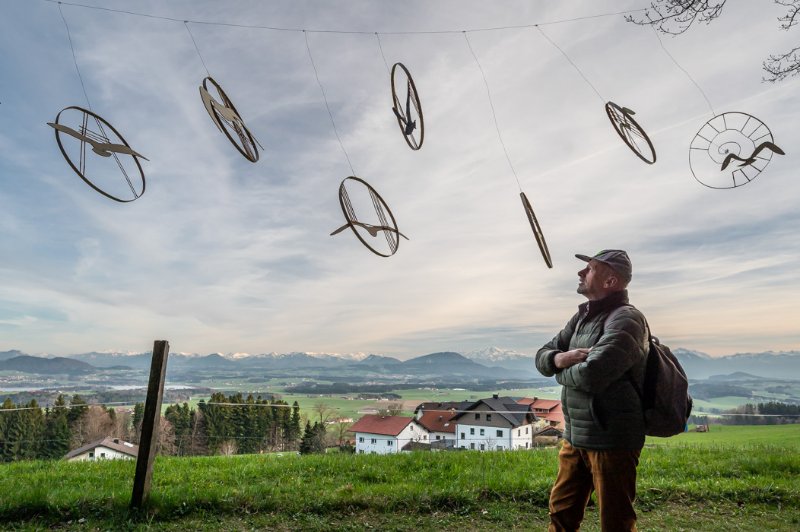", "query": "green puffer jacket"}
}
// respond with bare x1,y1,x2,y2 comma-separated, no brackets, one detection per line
536,290,648,450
